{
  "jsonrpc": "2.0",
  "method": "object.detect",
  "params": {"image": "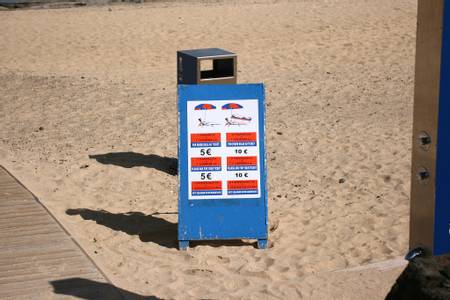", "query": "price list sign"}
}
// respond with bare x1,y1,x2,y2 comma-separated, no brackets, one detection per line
187,99,261,199
177,84,268,249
